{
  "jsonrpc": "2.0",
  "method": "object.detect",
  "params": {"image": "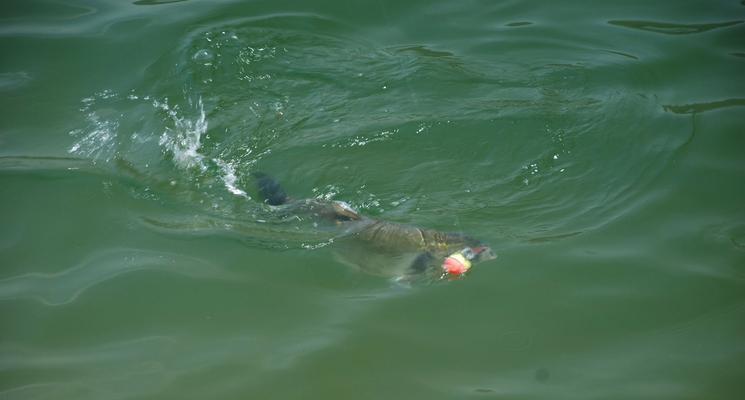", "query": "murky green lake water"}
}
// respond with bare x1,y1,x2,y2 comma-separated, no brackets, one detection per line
2,0,745,398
